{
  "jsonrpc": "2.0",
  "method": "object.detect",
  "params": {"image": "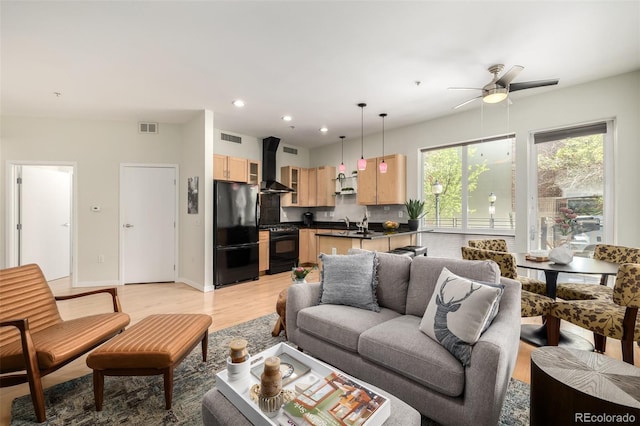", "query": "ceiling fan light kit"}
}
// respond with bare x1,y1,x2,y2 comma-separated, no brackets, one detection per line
450,64,559,109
